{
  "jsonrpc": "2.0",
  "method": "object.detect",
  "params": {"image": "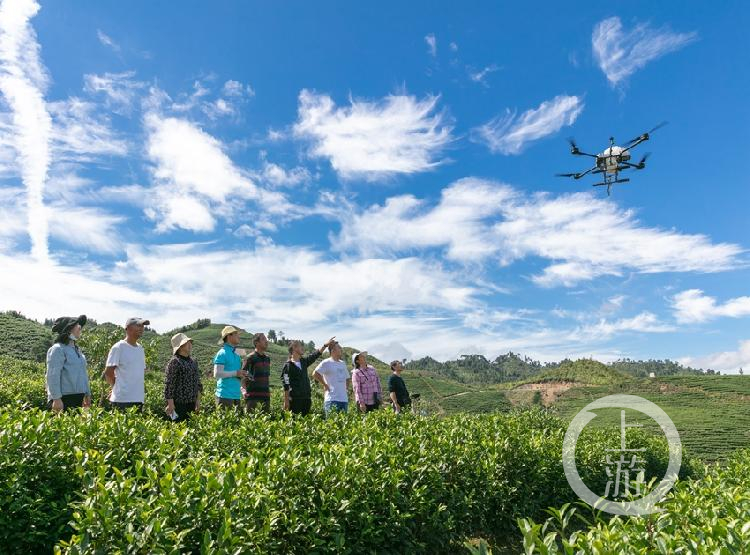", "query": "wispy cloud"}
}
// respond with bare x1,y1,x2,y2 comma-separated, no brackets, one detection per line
672,289,750,323
293,90,453,180
96,29,121,53
502,193,742,287
168,79,254,122
48,98,129,161
0,0,51,260
581,311,674,337
84,70,145,113
679,340,750,374
472,95,583,155
335,178,743,287
468,64,499,86
258,158,312,188
424,33,437,57
592,16,696,86
0,242,657,364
